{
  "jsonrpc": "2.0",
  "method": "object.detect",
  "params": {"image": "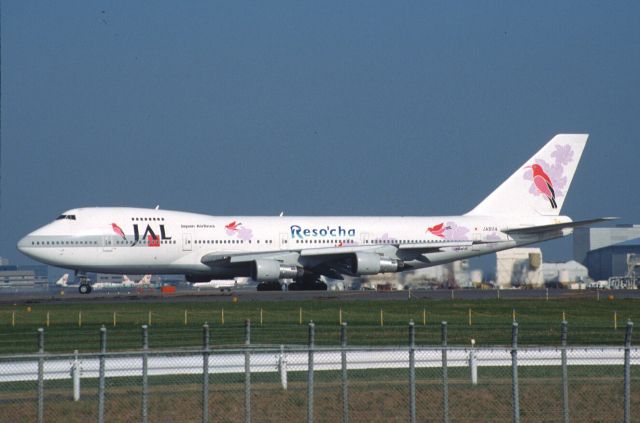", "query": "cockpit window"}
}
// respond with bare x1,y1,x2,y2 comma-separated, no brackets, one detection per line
56,214,76,220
